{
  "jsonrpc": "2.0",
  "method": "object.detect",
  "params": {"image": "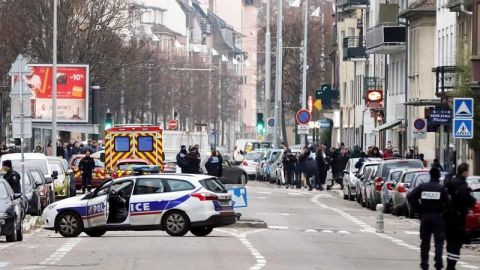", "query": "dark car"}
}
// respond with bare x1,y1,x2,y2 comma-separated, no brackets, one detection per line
20,171,42,216
219,160,248,186
369,159,424,211
364,167,379,210
0,179,24,242
355,162,380,207
29,169,54,210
